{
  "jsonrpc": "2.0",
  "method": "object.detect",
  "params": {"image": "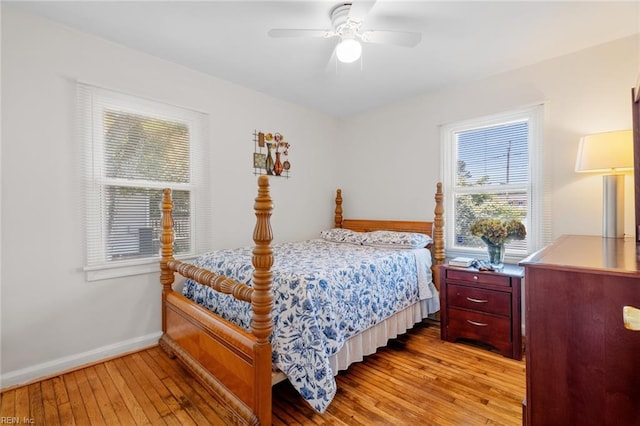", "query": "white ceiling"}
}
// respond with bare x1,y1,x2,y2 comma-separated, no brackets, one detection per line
7,1,640,117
